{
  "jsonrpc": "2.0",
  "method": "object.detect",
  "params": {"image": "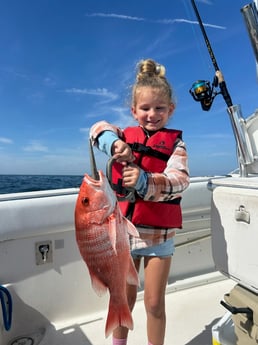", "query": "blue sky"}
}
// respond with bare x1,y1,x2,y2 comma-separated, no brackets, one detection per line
0,0,257,176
